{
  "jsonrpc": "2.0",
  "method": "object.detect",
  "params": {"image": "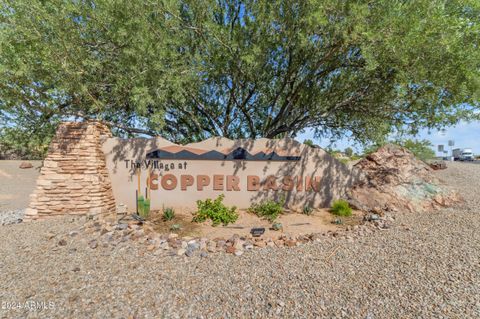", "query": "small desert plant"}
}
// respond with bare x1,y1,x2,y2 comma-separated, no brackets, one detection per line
248,196,285,222
193,194,238,226
272,222,283,231
137,196,151,219
170,224,181,231
162,207,175,221
330,199,352,217
332,218,344,225
302,205,313,216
